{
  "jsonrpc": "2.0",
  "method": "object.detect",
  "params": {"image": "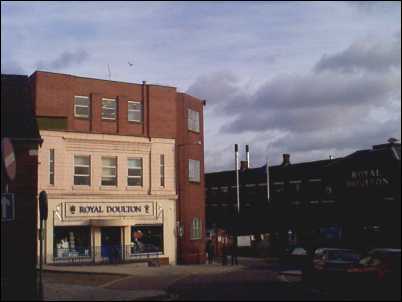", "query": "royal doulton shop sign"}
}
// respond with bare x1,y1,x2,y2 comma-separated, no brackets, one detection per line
346,168,389,188
64,202,154,218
